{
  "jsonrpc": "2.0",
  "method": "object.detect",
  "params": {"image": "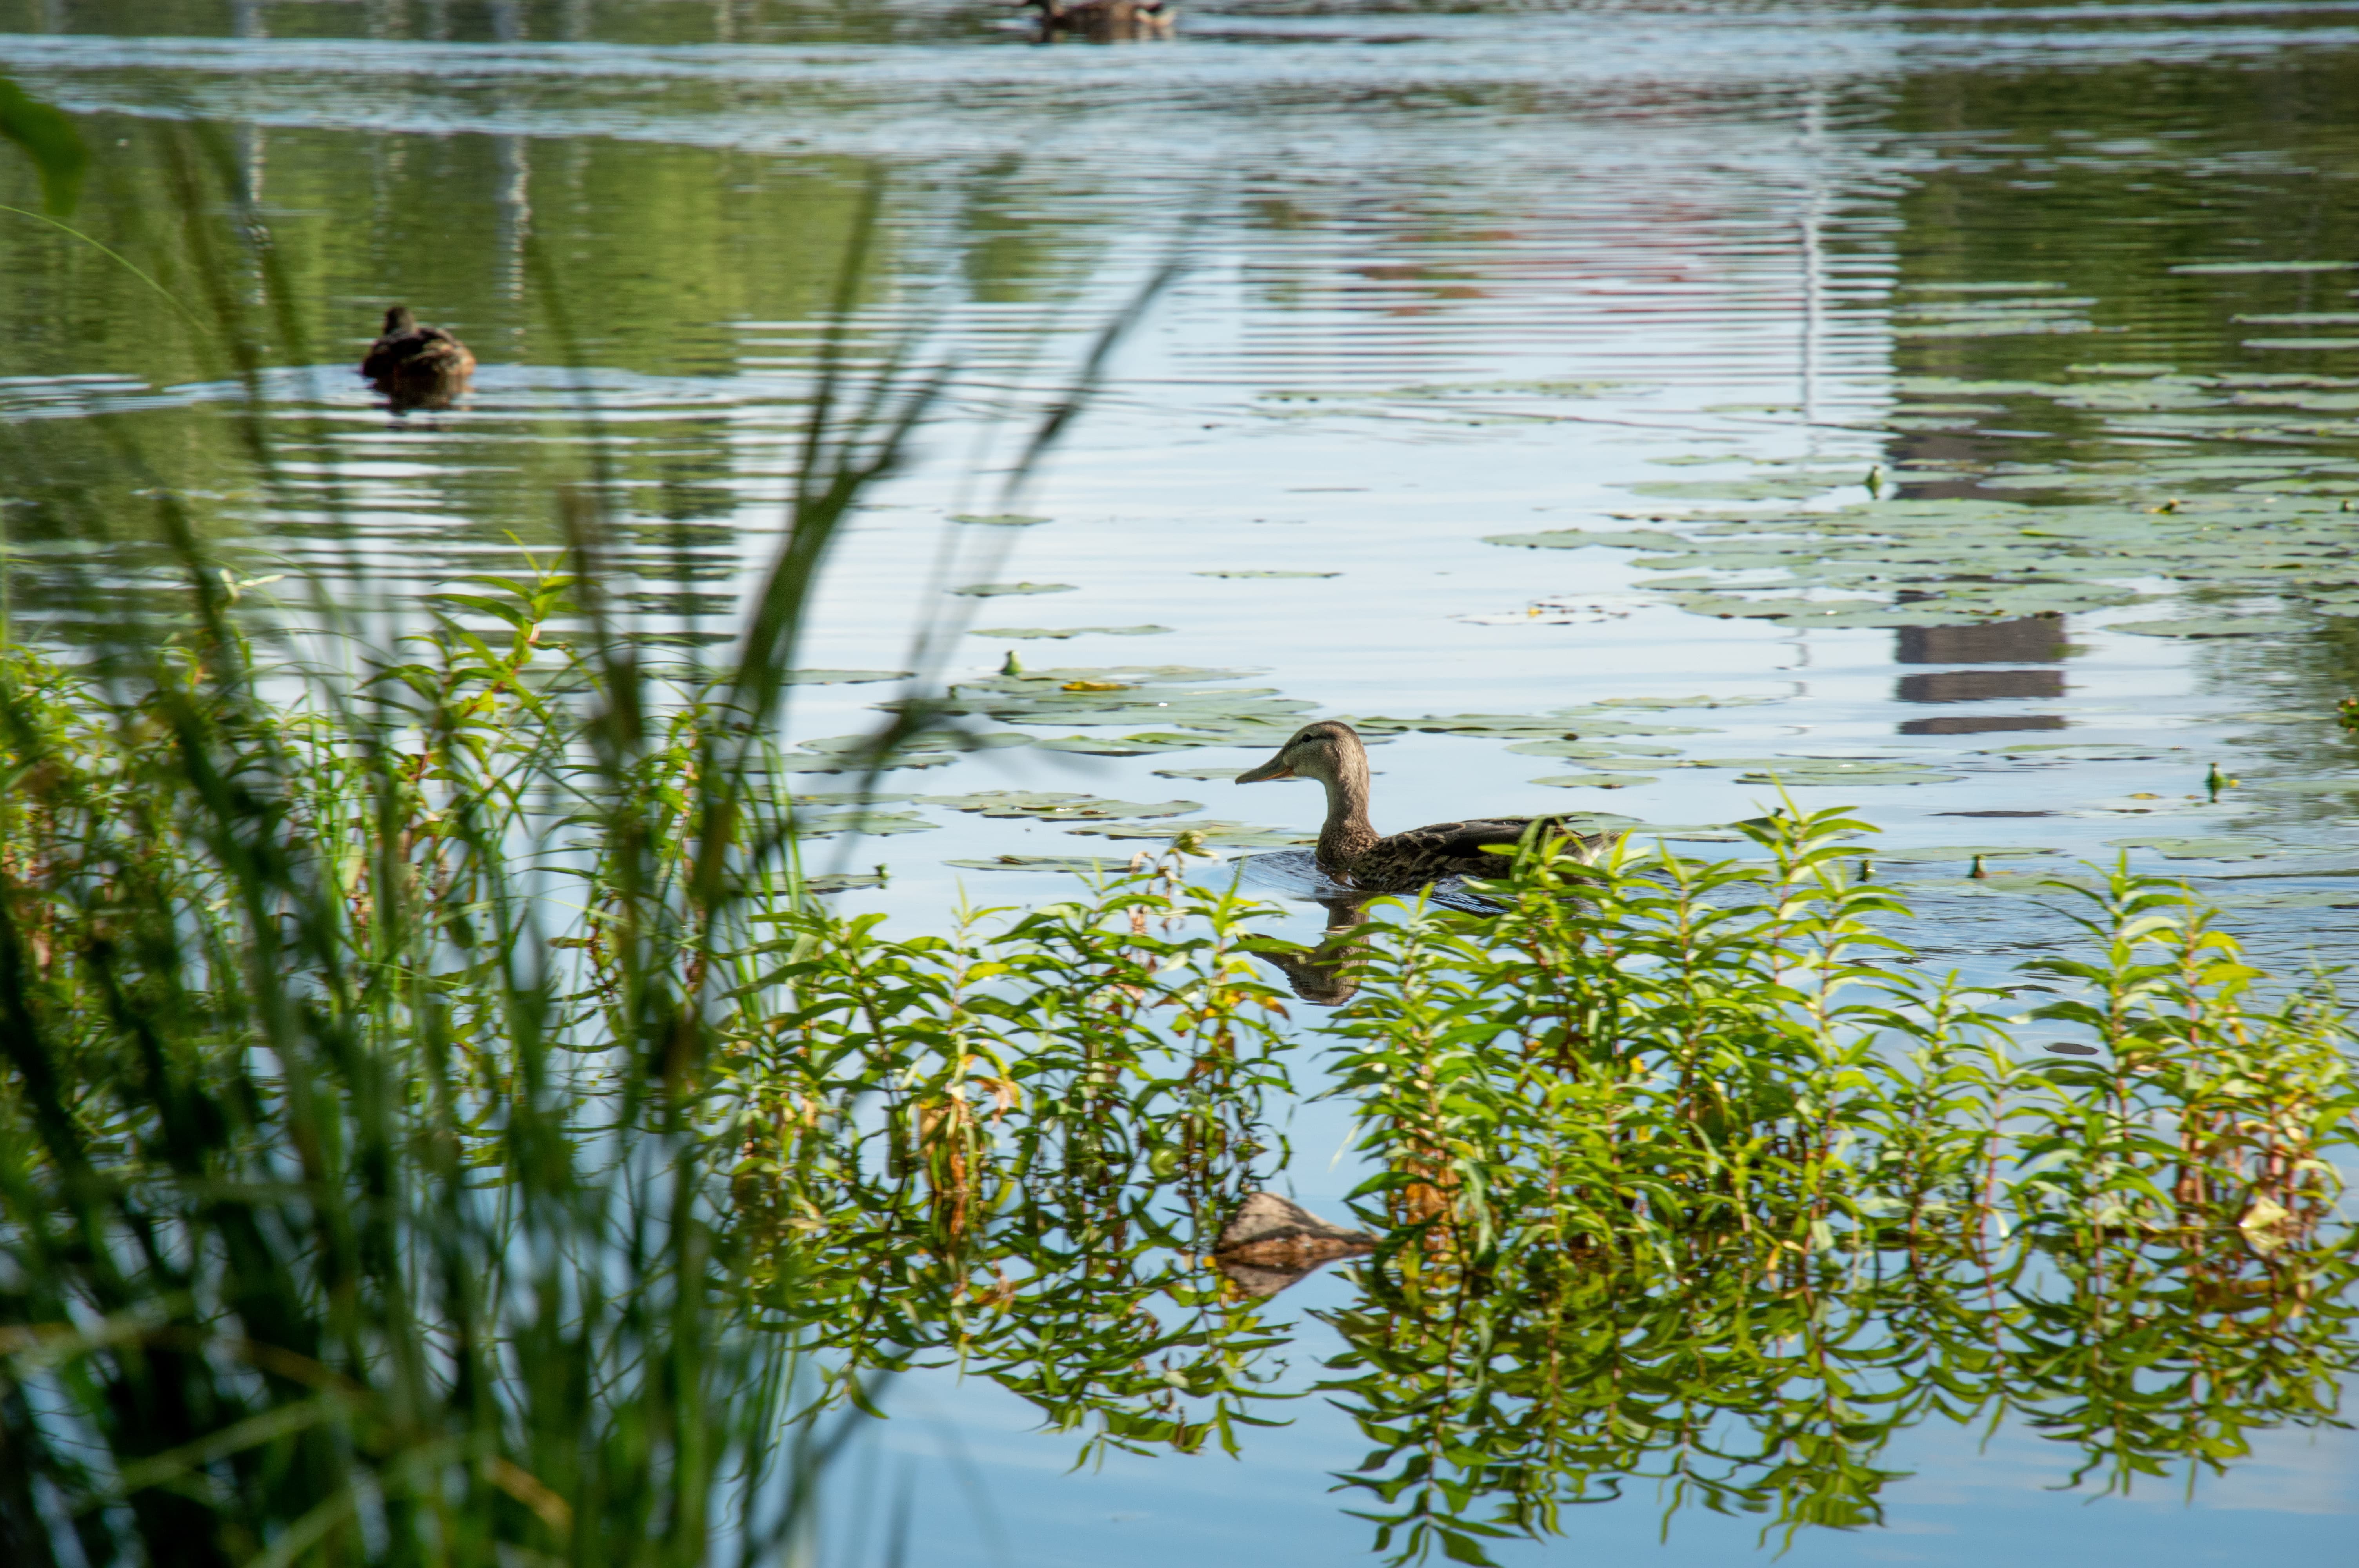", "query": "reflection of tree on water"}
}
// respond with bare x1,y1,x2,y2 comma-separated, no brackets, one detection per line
1321,1207,2359,1560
